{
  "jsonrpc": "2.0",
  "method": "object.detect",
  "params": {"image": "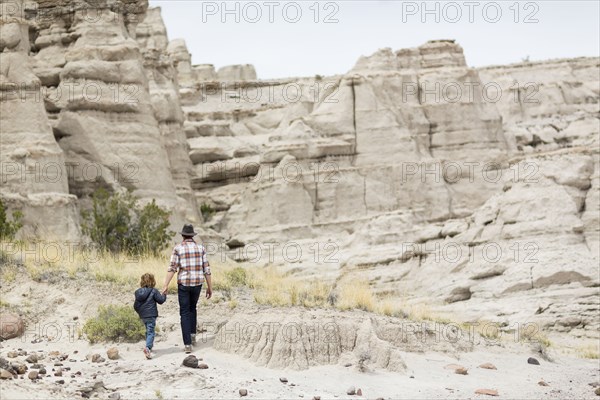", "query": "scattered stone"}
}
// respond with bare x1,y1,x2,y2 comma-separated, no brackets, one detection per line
0,369,13,379
479,363,497,370
39,368,47,375
106,348,119,360
0,313,24,340
0,357,8,369
444,363,465,371
595,388,600,396
538,380,549,386
356,388,362,396
239,388,248,396
7,351,17,358
54,363,63,366
198,363,209,369
344,363,352,367
25,354,38,364
108,393,121,400
182,355,198,368
28,370,38,380
475,389,499,396
31,363,43,369
12,362,27,374
87,354,104,363
54,368,63,377
527,357,540,365
410,375,414,379
589,382,600,388
313,396,321,400
347,386,356,395
455,367,468,375
57,379,65,384
280,377,288,383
